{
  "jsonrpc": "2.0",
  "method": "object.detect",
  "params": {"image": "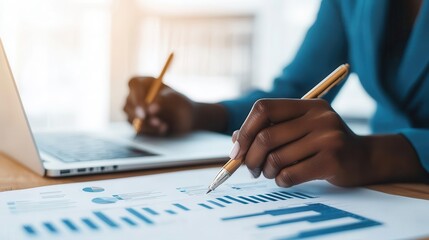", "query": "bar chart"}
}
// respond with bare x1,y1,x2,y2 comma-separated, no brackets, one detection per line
20,189,317,237
4,168,428,240
222,203,382,239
